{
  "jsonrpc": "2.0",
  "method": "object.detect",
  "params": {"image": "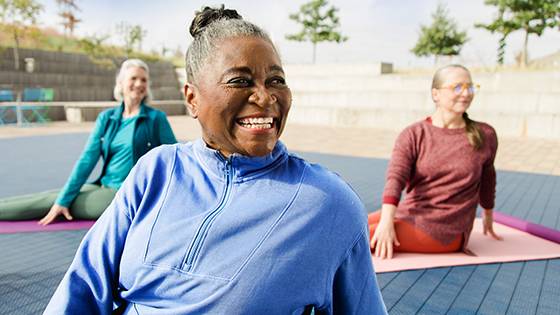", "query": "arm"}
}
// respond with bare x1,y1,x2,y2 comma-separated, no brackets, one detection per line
332,231,388,315
39,114,108,225
479,126,501,240
157,112,177,144
43,157,147,314
55,113,108,207
371,128,416,258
